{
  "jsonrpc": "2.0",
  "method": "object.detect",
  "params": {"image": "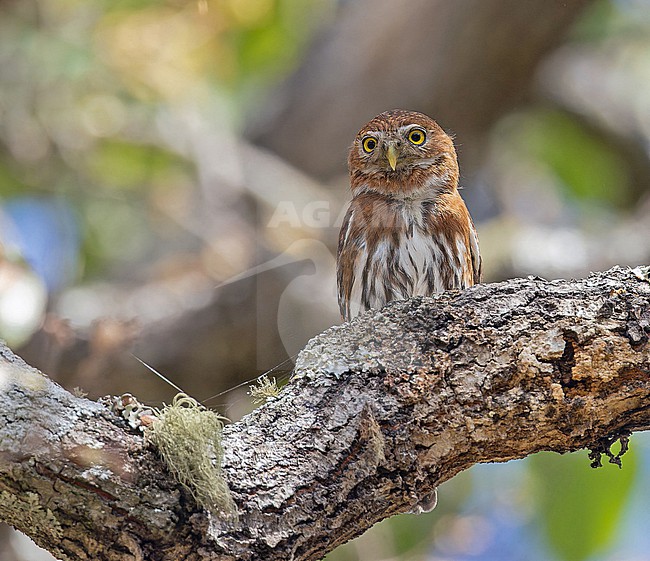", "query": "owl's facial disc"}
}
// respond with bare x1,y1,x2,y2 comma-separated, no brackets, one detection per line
357,124,437,175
